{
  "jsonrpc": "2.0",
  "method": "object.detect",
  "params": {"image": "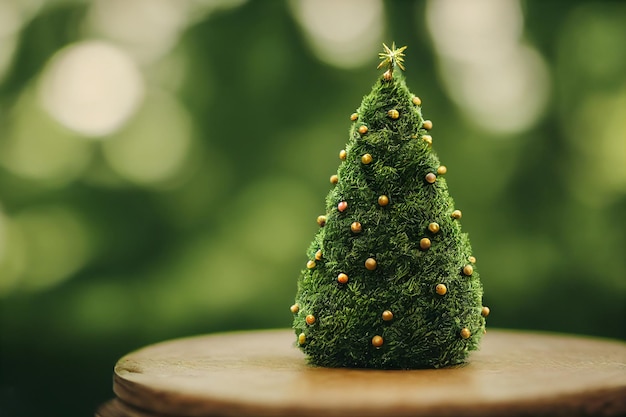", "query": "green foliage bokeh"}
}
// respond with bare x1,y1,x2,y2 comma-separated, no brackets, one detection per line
0,1,624,416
